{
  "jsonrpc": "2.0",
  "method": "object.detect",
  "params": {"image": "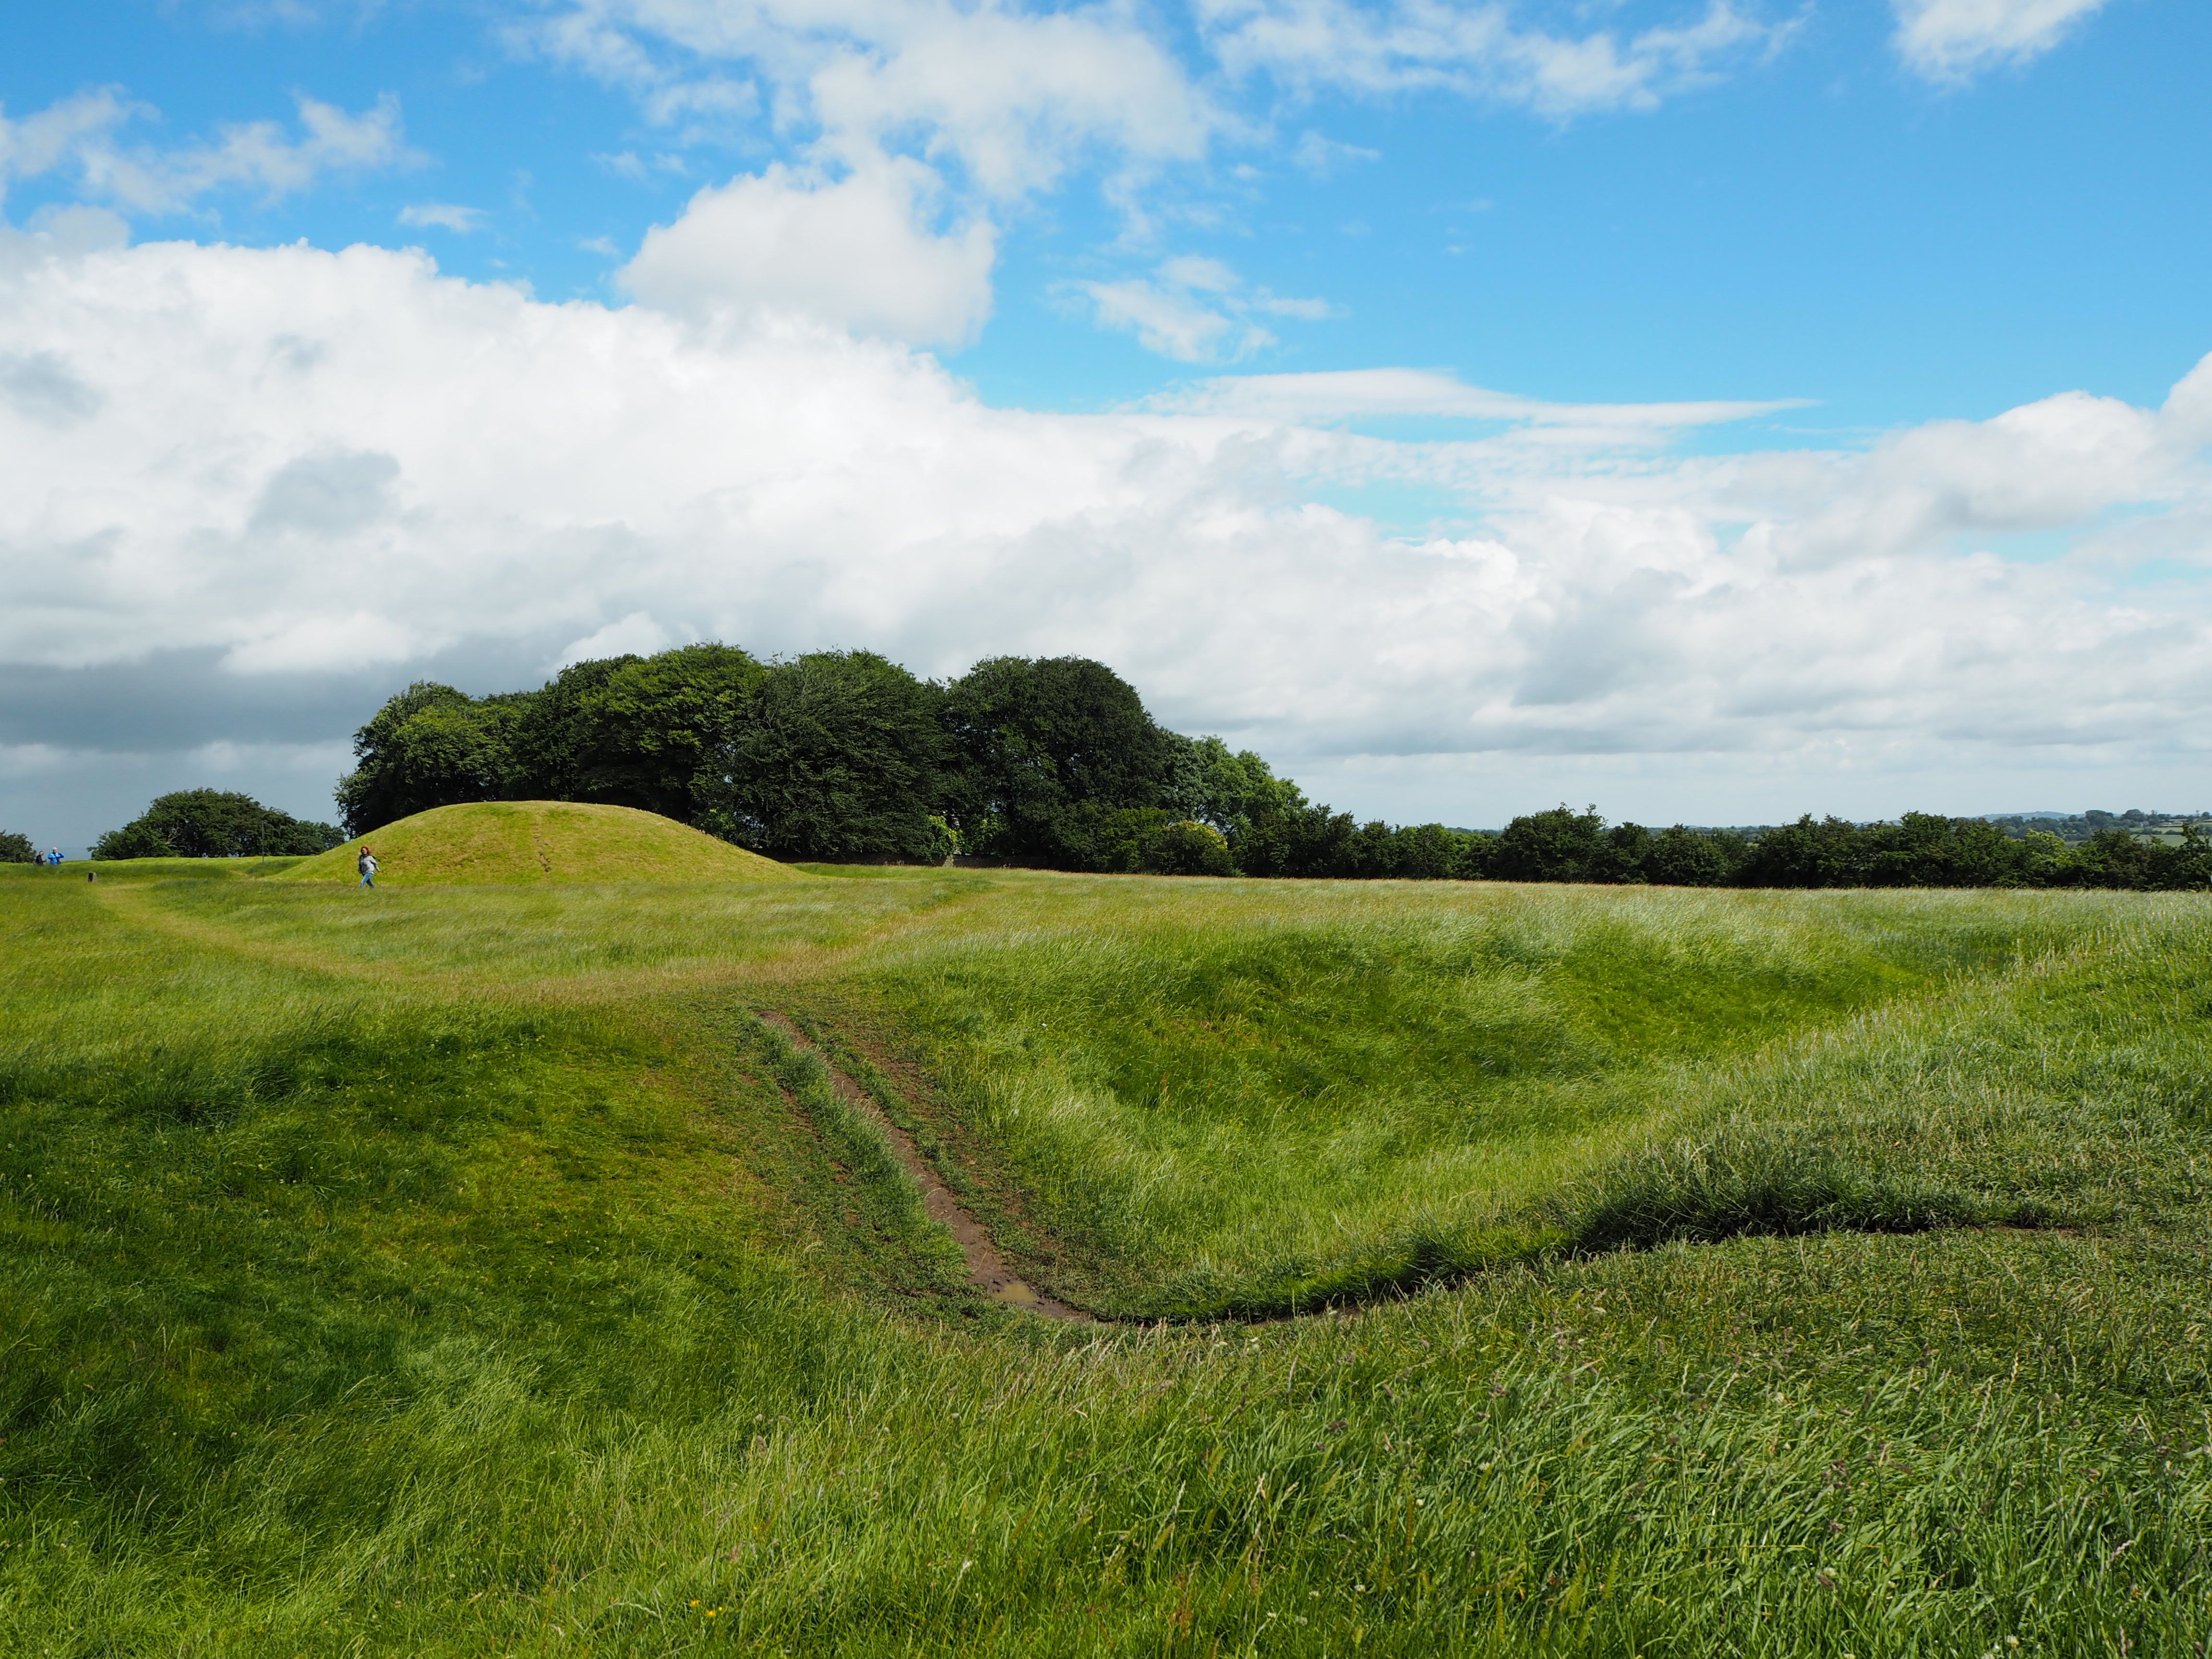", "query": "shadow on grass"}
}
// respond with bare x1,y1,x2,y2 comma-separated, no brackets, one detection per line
999,1123,2060,1323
